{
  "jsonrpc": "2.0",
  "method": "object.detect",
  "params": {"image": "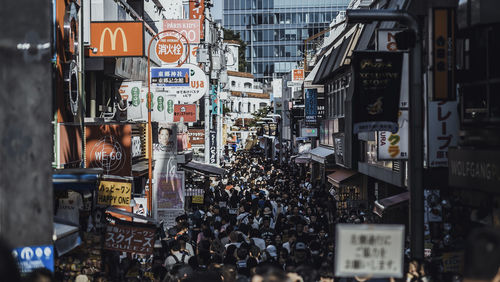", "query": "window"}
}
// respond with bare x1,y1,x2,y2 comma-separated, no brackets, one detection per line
244,82,252,89
231,81,236,87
